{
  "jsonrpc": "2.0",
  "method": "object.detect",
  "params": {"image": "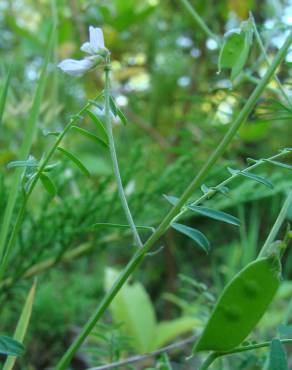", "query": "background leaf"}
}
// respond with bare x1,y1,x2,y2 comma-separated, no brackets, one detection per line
270,339,288,370
104,268,157,353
